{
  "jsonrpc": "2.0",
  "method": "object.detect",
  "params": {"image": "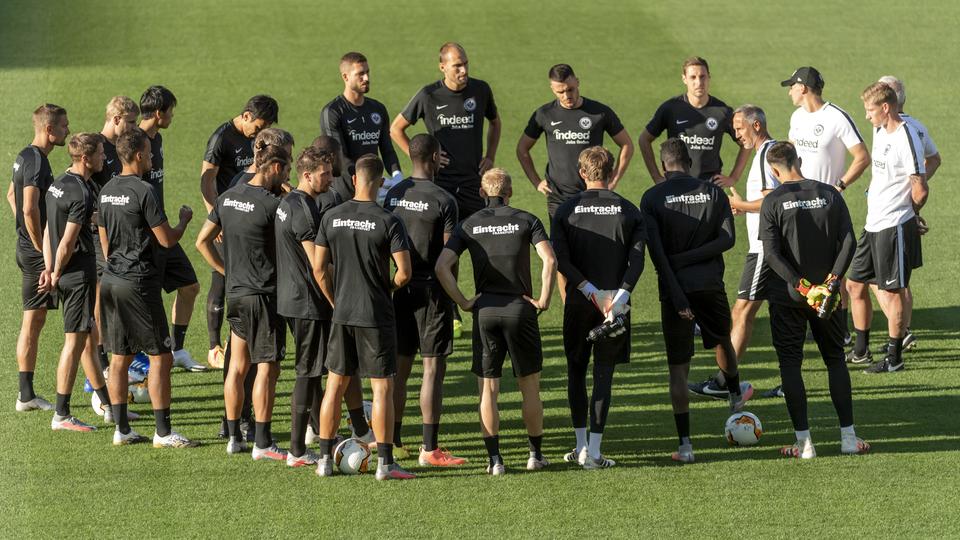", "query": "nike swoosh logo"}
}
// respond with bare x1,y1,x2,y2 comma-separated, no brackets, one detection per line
737,290,747,295
550,121,563,126
885,278,898,285
676,120,689,125
435,105,449,110
106,160,114,164
346,118,357,124
235,148,242,154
